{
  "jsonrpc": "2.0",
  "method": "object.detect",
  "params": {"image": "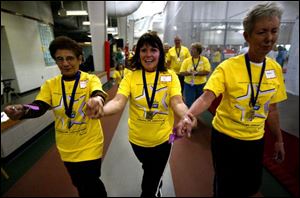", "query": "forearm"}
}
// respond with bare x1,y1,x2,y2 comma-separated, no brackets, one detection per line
103,94,127,116
172,100,189,119
195,71,210,76
21,100,50,119
188,90,216,116
266,107,283,143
